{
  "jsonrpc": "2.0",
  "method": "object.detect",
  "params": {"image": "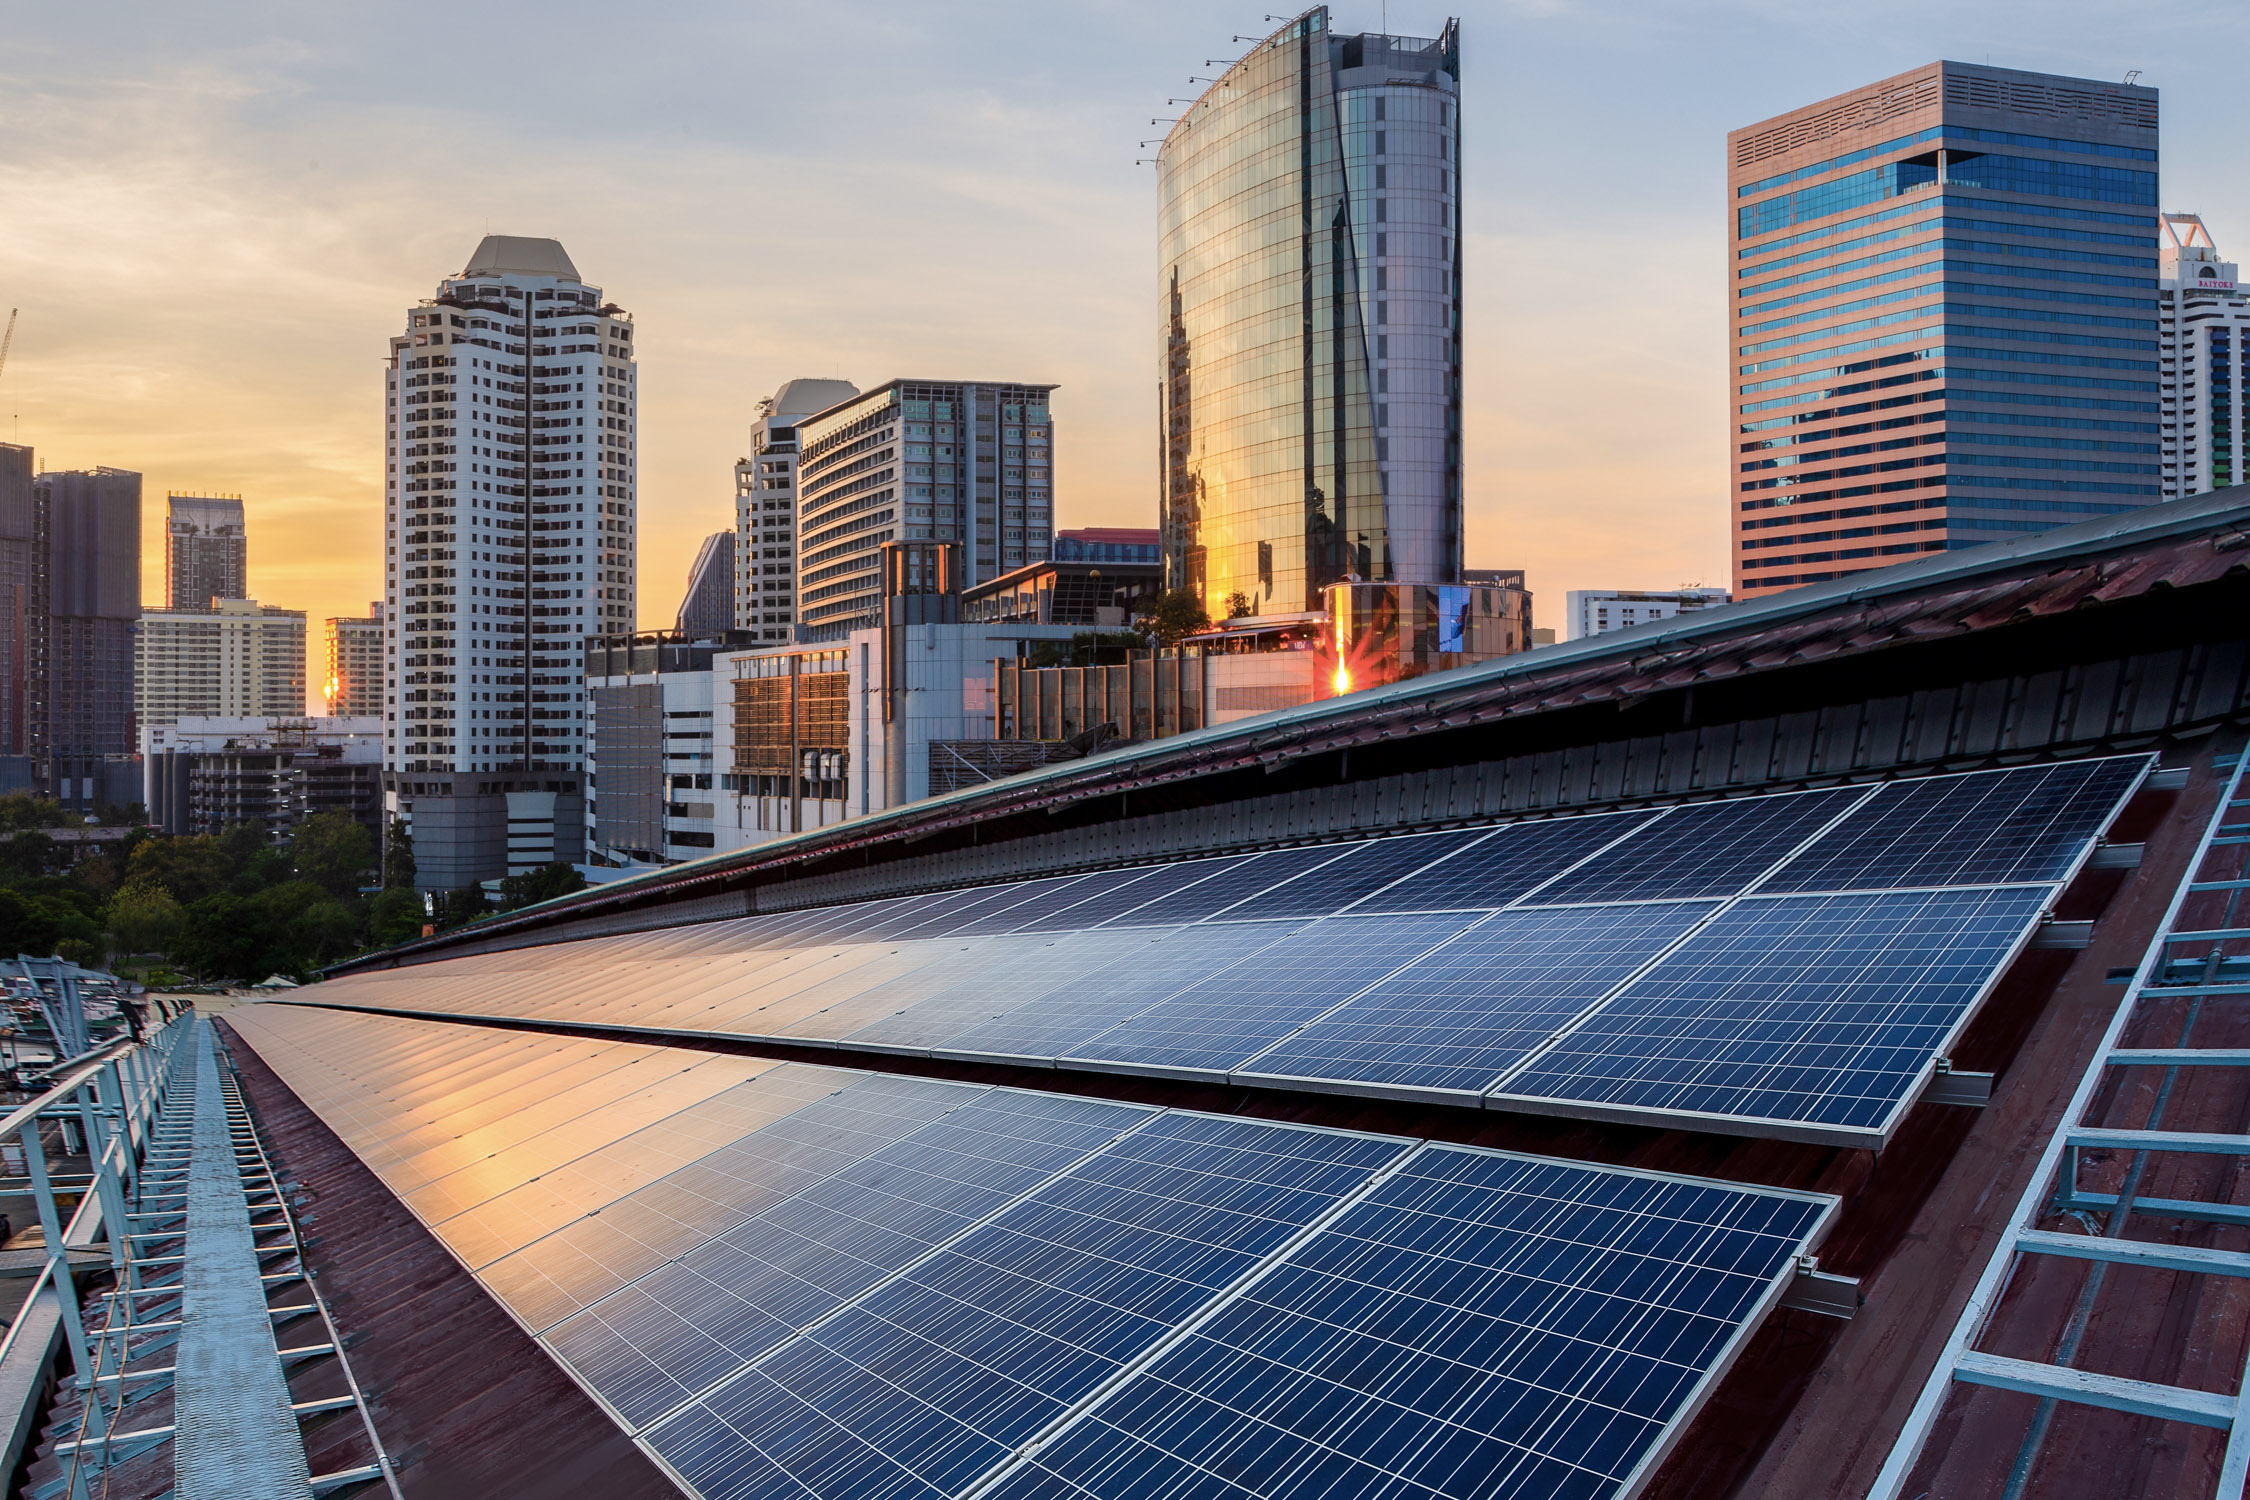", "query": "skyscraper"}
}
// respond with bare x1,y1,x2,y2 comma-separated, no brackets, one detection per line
2157,213,2249,499
795,380,1056,638
1729,63,2161,599
675,531,733,637
734,378,859,642
1157,9,1462,619
382,235,633,885
325,605,384,718
31,467,140,756
164,493,247,609
0,445,34,756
